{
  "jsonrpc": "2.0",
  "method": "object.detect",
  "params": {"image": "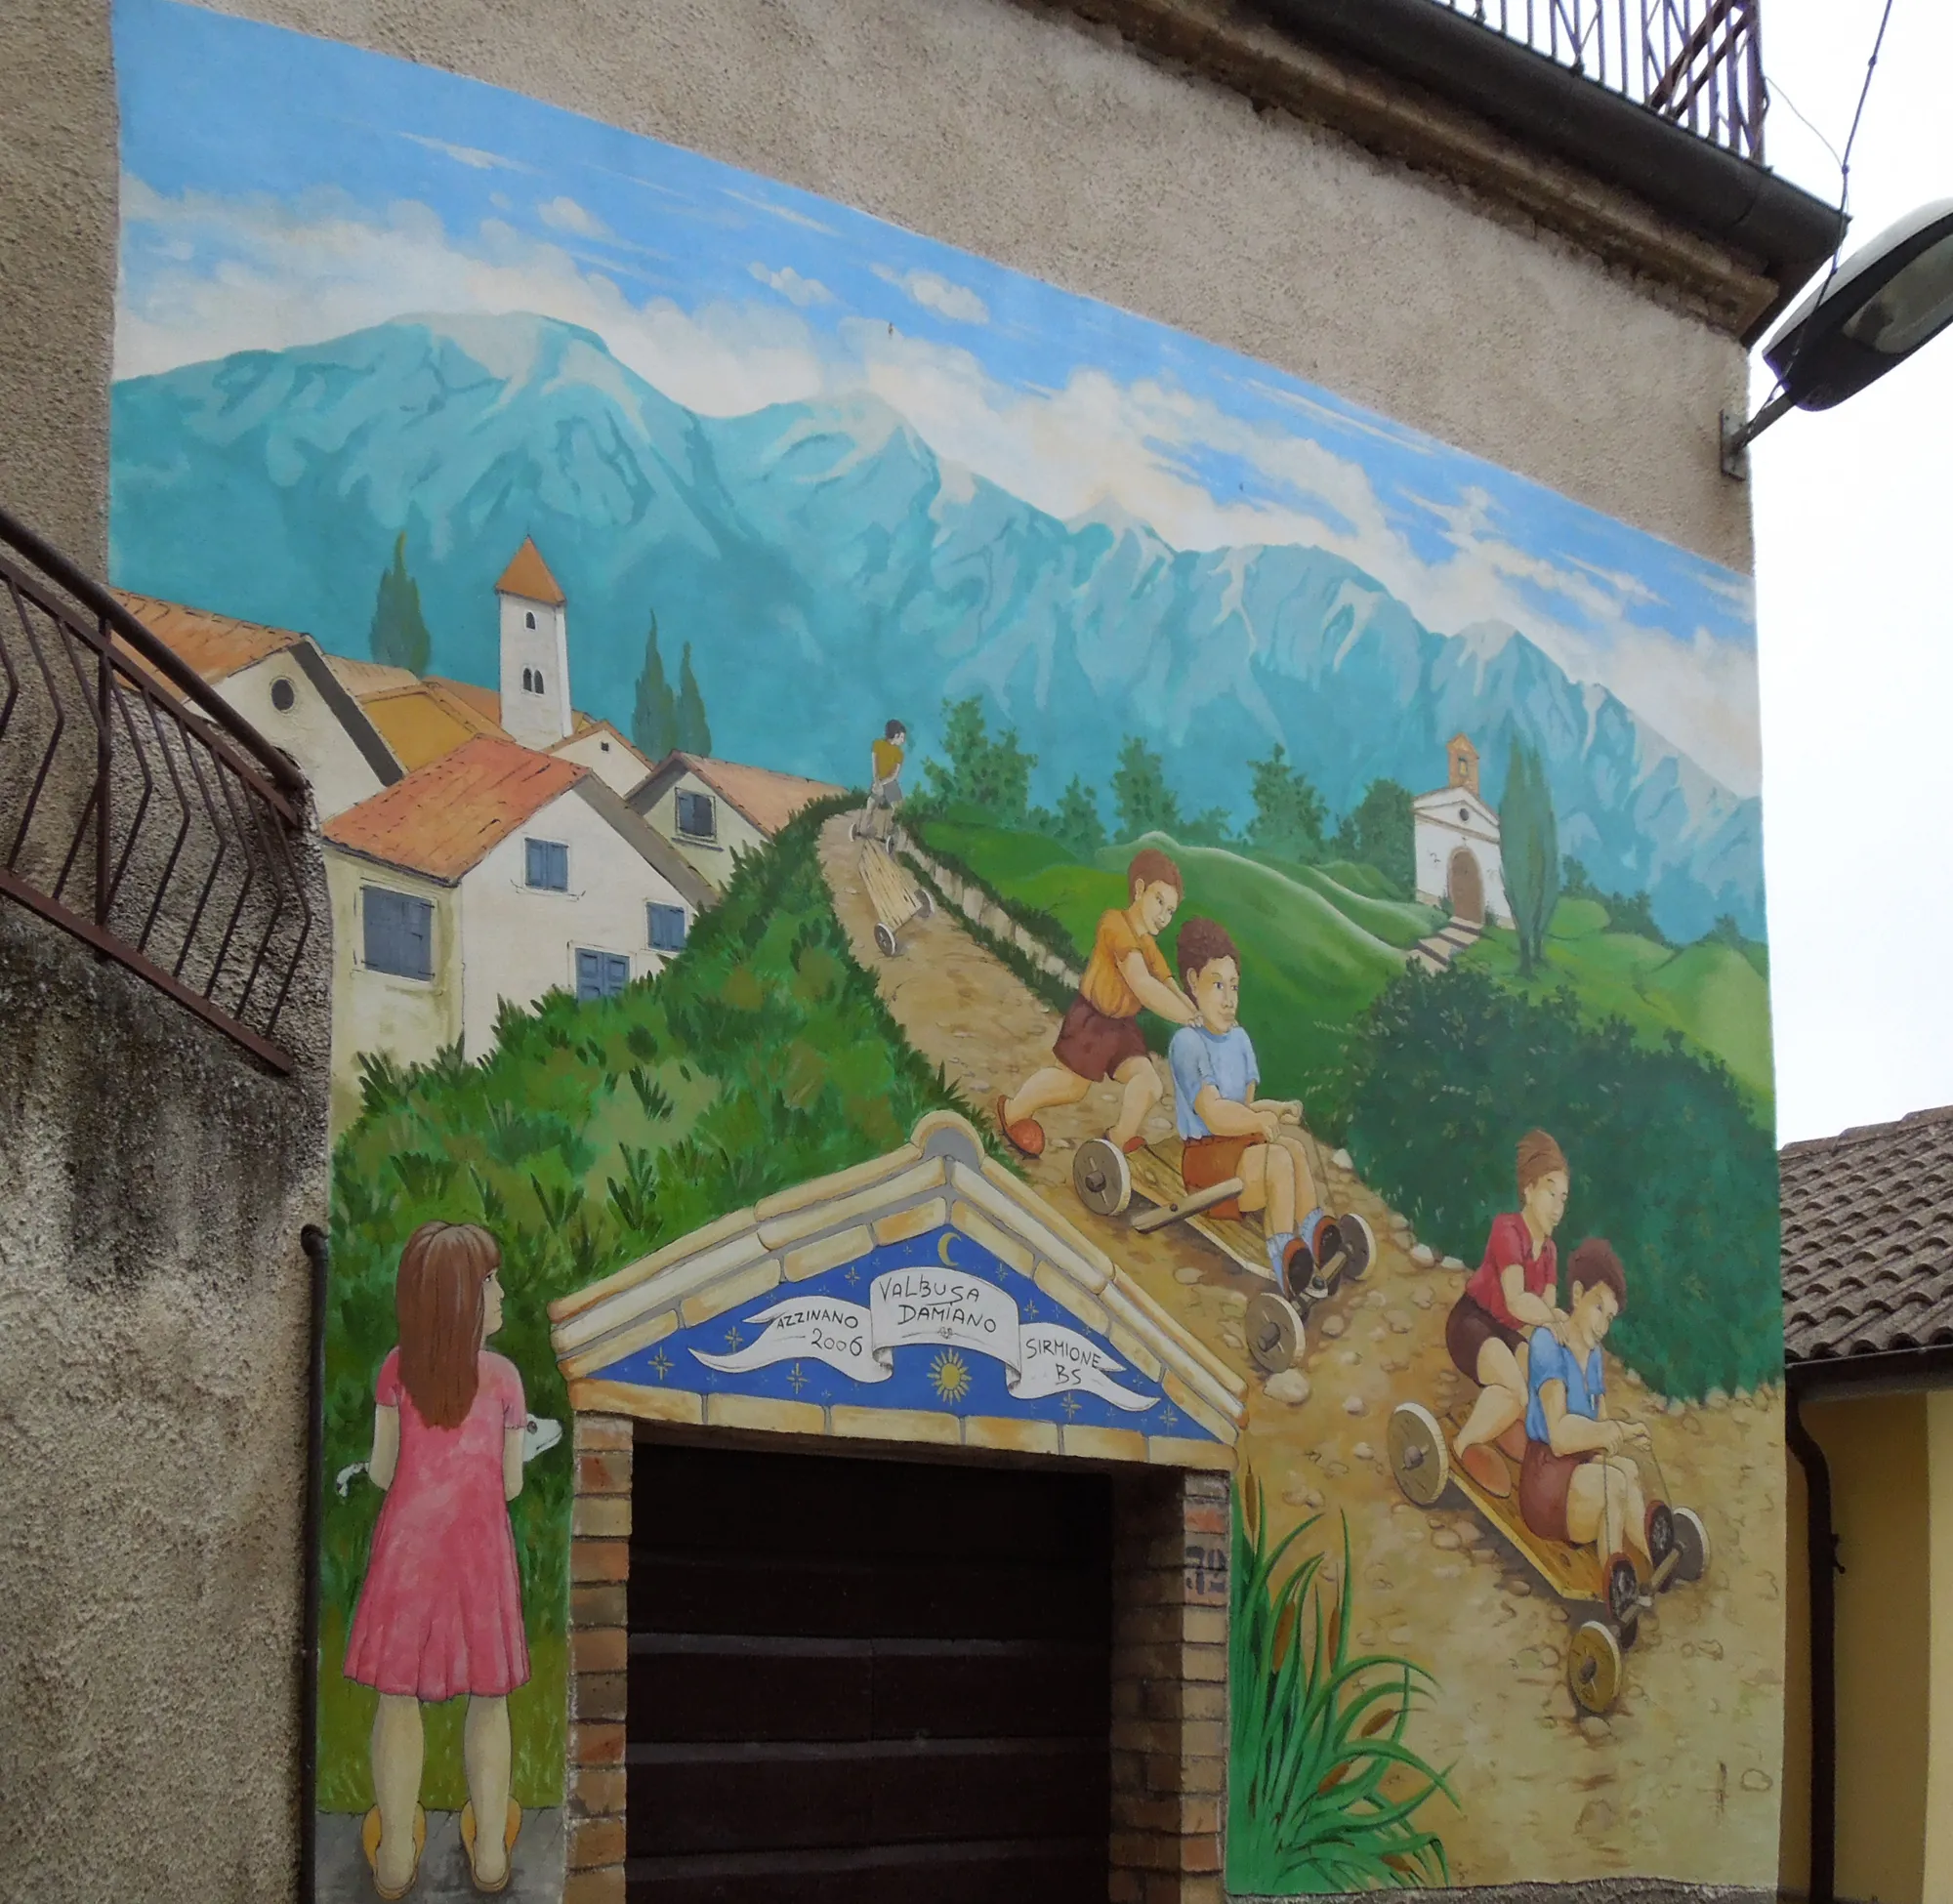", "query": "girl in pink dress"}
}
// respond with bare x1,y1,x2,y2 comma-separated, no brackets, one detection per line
346,1221,529,1896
